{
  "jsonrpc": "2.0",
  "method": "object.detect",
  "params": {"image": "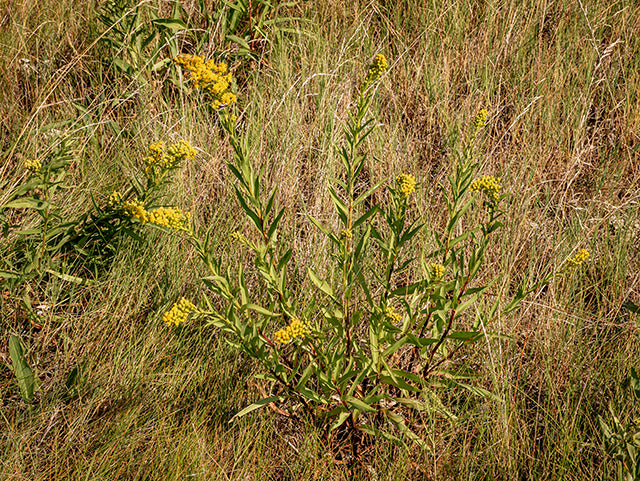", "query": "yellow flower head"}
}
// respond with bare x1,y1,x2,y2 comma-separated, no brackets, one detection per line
123,199,149,223
565,249,590,269
163,297,197,327
25,159,42,175
428,263,446,280
473,109,489,132
143,141,167,171
107,191,123,209
274,318,310,344
166,140,197,167
396,173,417,198
364,54,388,87
339,229,353,240
174,54,236,109
143,140,196,172
470,175,502,203
146,206,191,231
384,306,402,324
